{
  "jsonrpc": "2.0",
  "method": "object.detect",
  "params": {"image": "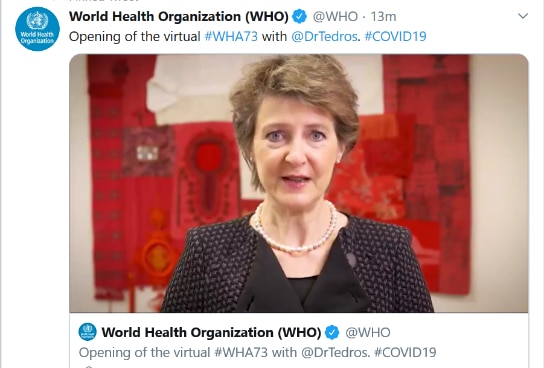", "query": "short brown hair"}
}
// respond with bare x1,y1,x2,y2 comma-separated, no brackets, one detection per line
229,55,360,192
